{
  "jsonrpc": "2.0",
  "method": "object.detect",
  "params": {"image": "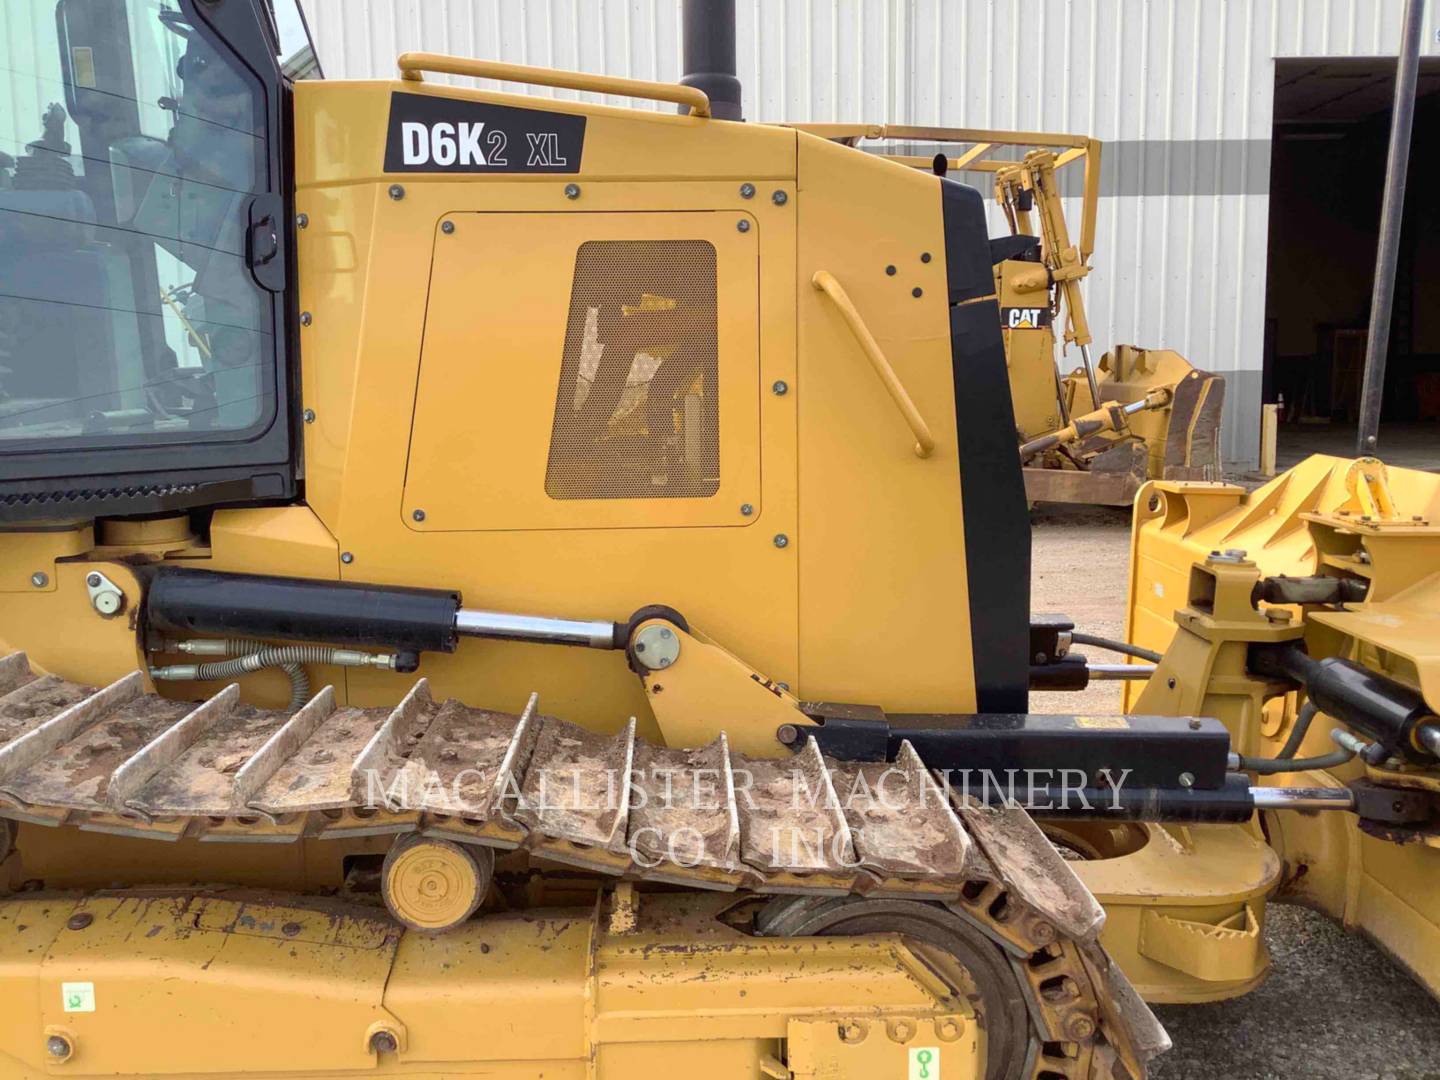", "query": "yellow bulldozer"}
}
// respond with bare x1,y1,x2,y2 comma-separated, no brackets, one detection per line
0,1,1435,1078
